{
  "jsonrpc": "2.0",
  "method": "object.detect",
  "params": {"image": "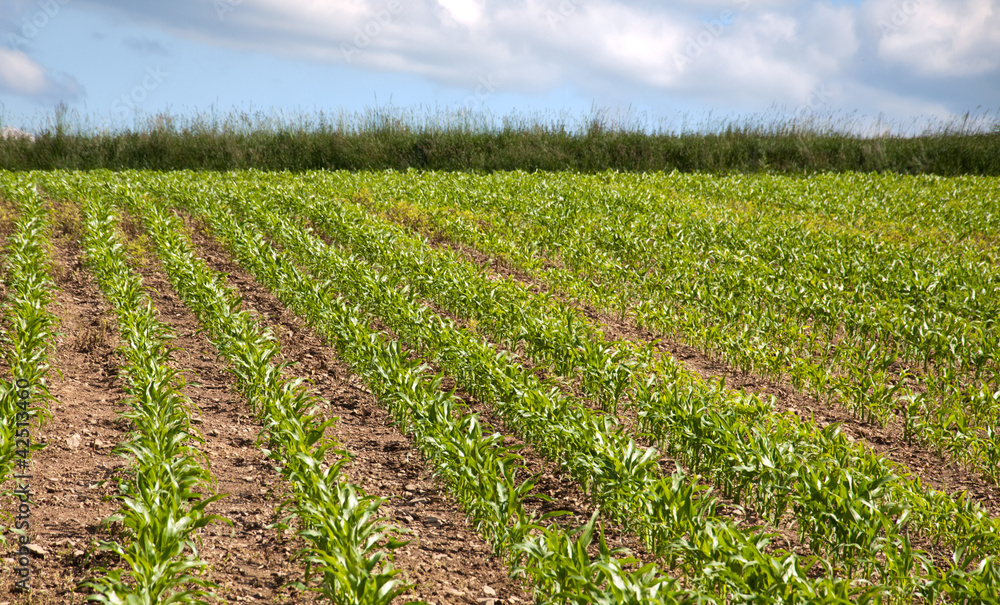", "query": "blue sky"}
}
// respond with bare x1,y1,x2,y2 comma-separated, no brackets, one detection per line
1,0,998,133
